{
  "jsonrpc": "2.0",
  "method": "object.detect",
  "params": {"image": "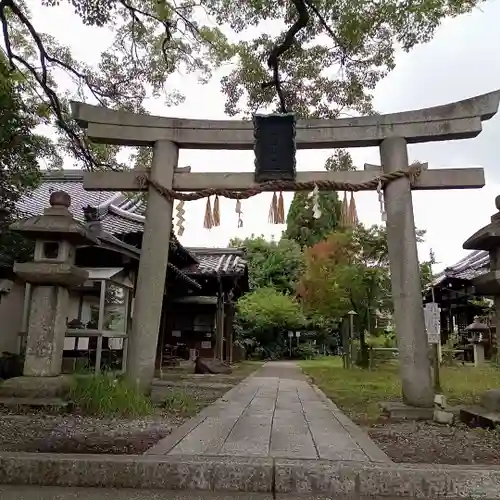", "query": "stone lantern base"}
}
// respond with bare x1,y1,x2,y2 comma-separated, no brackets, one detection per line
380,401,434,420
0,374,72,399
